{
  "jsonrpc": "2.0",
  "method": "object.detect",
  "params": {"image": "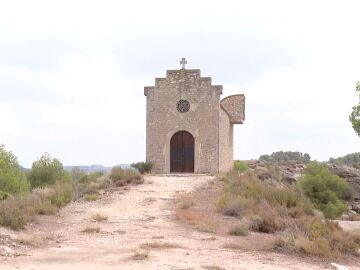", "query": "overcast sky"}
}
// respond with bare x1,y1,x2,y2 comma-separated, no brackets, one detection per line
0,0,359,167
